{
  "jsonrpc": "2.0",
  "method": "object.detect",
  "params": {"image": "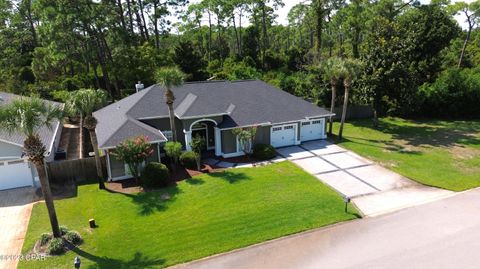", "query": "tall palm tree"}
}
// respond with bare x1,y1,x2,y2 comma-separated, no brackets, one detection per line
0,97,63,237
321,57,344,135
66,89,108,189
338,59,364,140
155,67,186,142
